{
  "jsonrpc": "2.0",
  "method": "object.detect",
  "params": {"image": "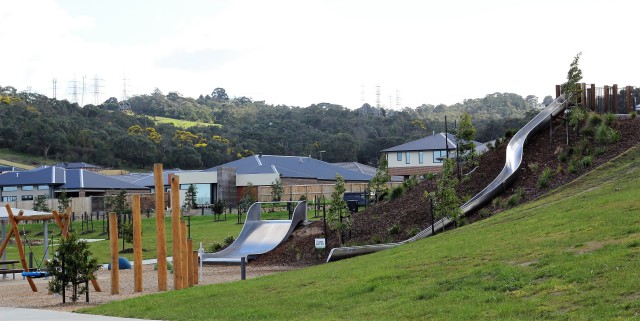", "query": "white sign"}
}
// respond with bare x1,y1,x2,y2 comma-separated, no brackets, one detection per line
315,238,326,249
